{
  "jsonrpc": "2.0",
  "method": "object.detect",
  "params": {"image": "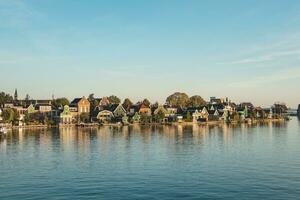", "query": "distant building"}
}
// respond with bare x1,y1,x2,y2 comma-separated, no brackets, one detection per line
59,105,73,125
138,103,151,116
35,104,52,113
70,97,90,114
298,105,300,118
